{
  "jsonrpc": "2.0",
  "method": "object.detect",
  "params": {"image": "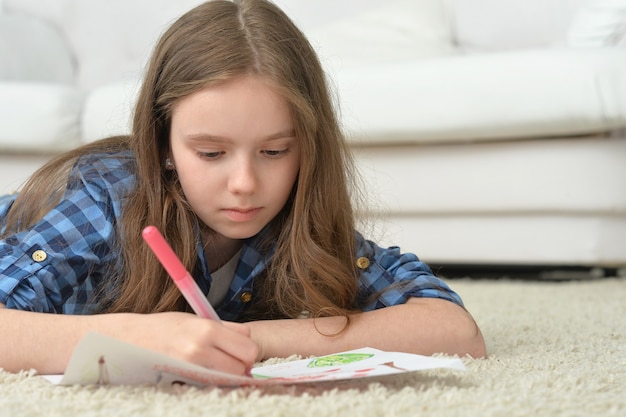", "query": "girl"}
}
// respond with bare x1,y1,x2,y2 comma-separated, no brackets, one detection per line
0,0,485,376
